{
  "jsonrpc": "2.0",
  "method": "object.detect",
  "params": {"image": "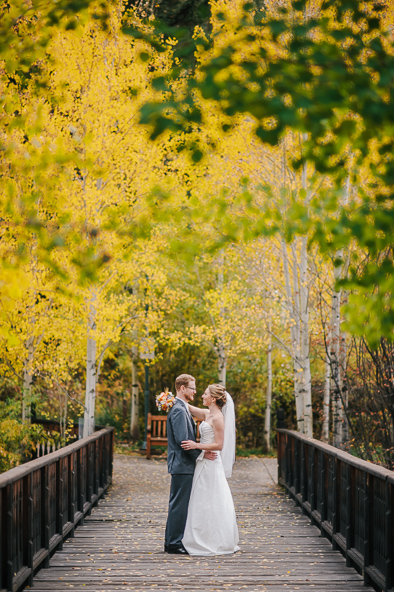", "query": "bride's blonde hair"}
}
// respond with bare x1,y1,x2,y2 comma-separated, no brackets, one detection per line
207,384,227,410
